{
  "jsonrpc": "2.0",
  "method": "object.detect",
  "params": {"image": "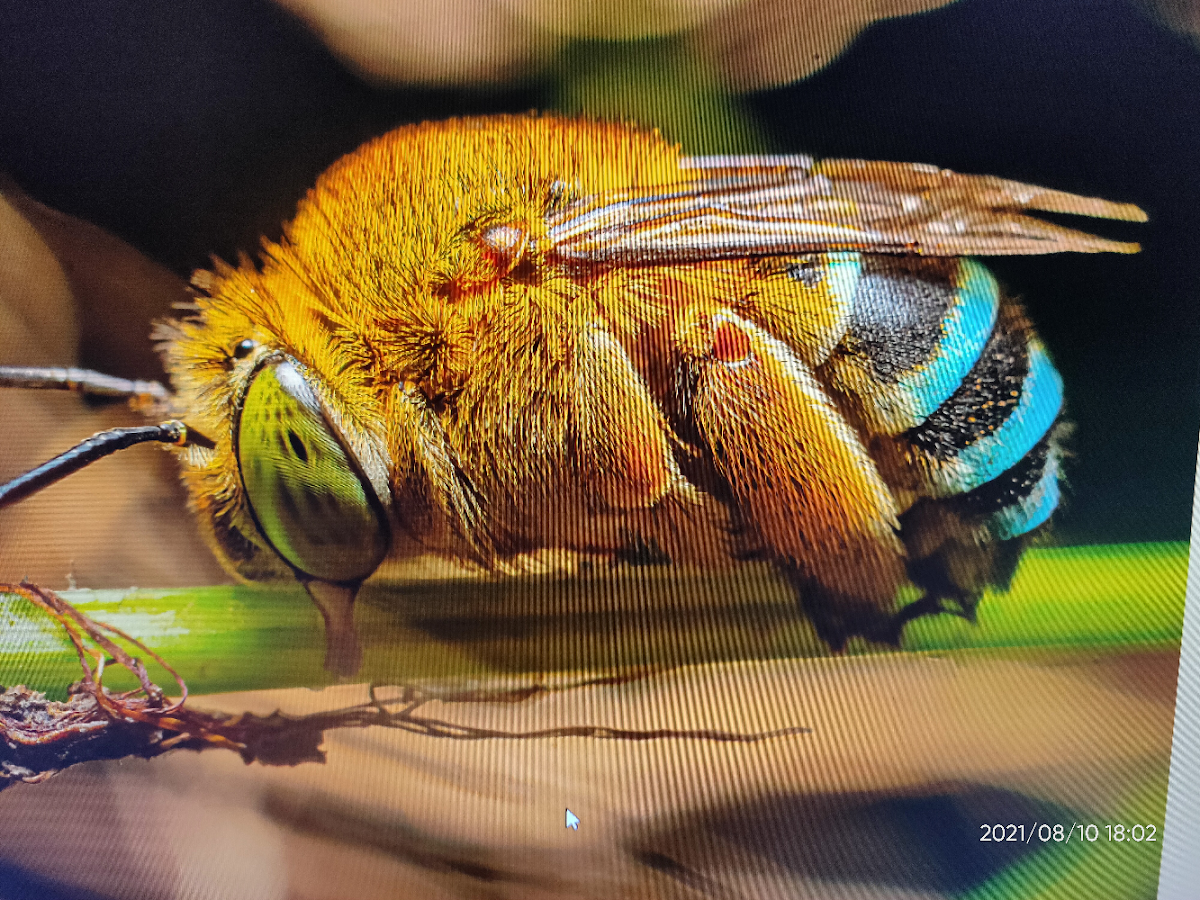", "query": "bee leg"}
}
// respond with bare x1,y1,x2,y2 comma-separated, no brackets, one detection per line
897,592,957,627
905,550,982,623
565,321,739,565
573,322,681,511
303,579,362,677
783,570,926,649
673,306,907,647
